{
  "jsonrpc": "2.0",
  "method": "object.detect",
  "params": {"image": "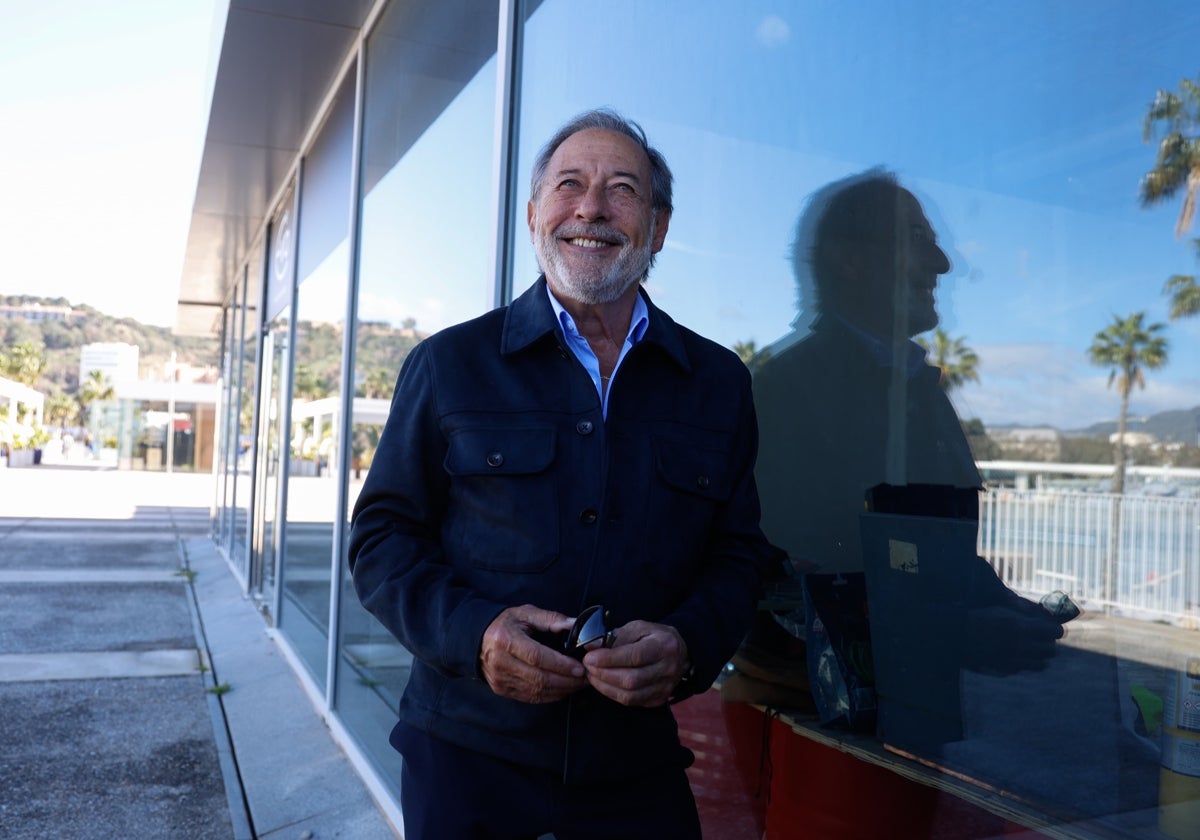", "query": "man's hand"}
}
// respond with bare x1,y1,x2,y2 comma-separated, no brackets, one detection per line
581,620,690,707
480,605,587,703
964,601,1064,676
